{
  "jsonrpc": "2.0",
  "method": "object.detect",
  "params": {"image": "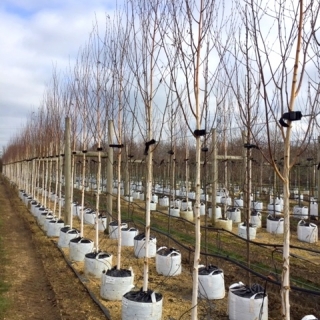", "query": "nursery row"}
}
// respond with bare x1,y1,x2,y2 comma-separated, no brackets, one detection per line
14,183,320,319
